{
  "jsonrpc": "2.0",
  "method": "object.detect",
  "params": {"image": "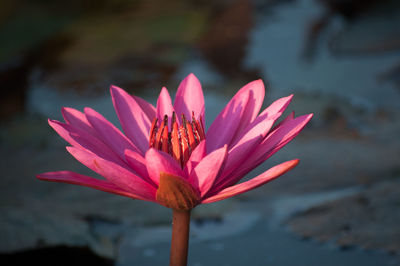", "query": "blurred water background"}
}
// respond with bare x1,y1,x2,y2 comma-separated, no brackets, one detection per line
1,0,400,265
